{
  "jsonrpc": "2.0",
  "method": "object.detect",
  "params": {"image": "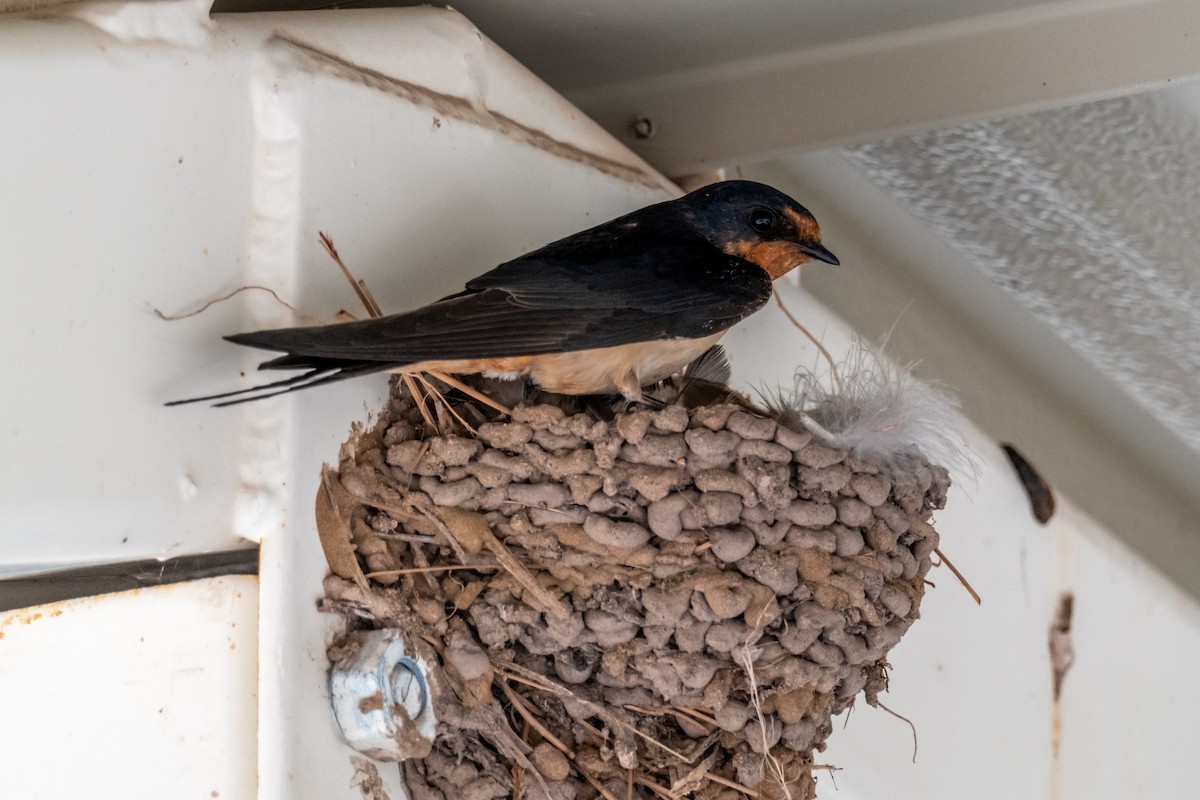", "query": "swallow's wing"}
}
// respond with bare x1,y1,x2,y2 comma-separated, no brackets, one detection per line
228,242,772,363
170,241,772,406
